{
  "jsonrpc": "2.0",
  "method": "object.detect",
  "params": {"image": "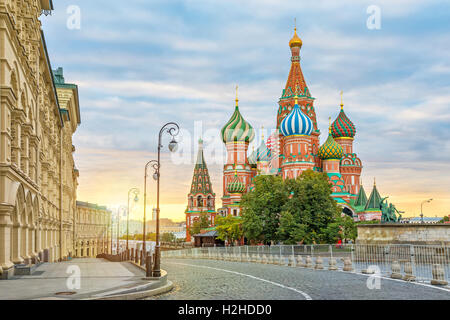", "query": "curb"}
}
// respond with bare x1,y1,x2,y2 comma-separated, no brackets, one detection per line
84,264,171,300
88,280,174,300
